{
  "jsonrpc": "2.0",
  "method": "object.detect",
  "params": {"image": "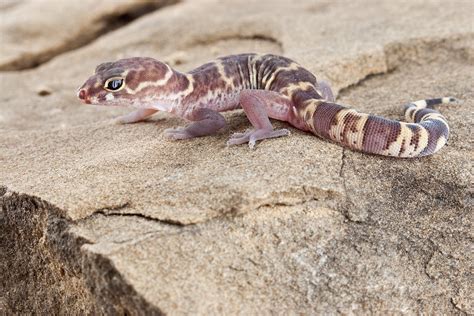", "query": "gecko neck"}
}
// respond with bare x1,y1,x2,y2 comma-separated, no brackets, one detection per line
148,69,192,112
155,69,208,114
